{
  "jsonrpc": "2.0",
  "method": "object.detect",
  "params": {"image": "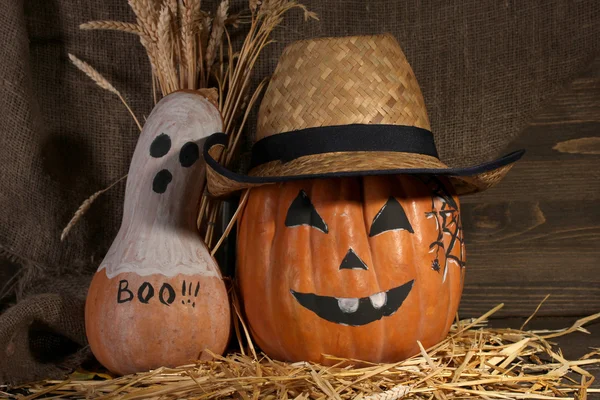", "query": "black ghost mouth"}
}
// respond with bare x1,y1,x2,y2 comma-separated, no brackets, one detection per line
290,280,414,326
